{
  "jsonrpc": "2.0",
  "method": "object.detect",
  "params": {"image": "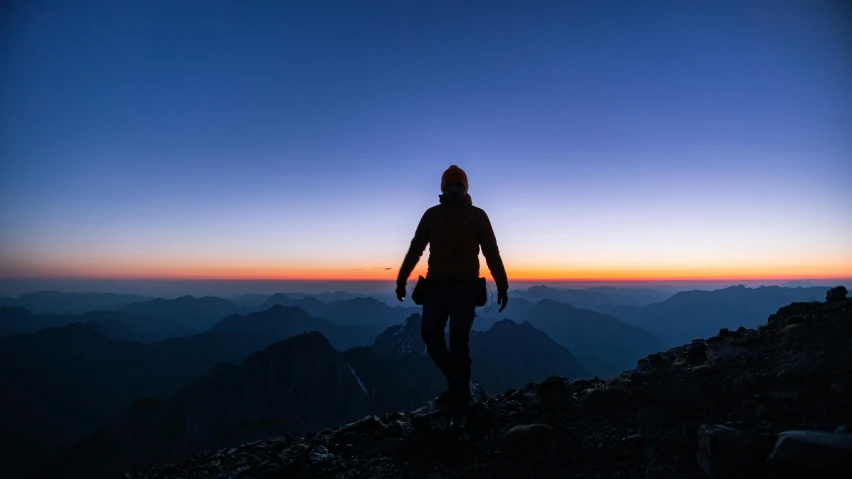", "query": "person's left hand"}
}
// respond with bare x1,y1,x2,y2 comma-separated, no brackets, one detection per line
497,291,508,312
396,283,407,302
